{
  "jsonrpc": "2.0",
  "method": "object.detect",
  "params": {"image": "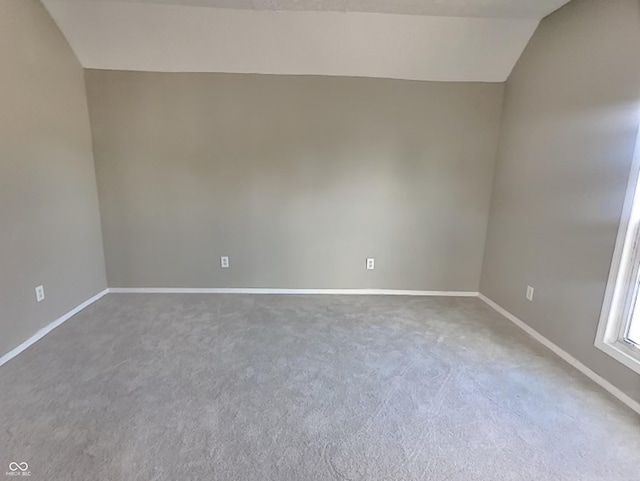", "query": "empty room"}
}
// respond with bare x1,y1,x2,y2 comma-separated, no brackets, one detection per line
1,0,640,479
